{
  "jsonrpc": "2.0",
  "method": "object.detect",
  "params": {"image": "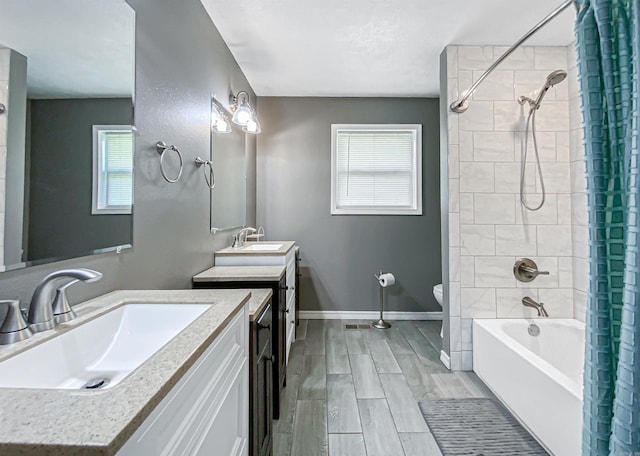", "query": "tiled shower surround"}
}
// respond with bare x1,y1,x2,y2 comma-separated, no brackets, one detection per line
442,45,586,370
0,49,8,266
